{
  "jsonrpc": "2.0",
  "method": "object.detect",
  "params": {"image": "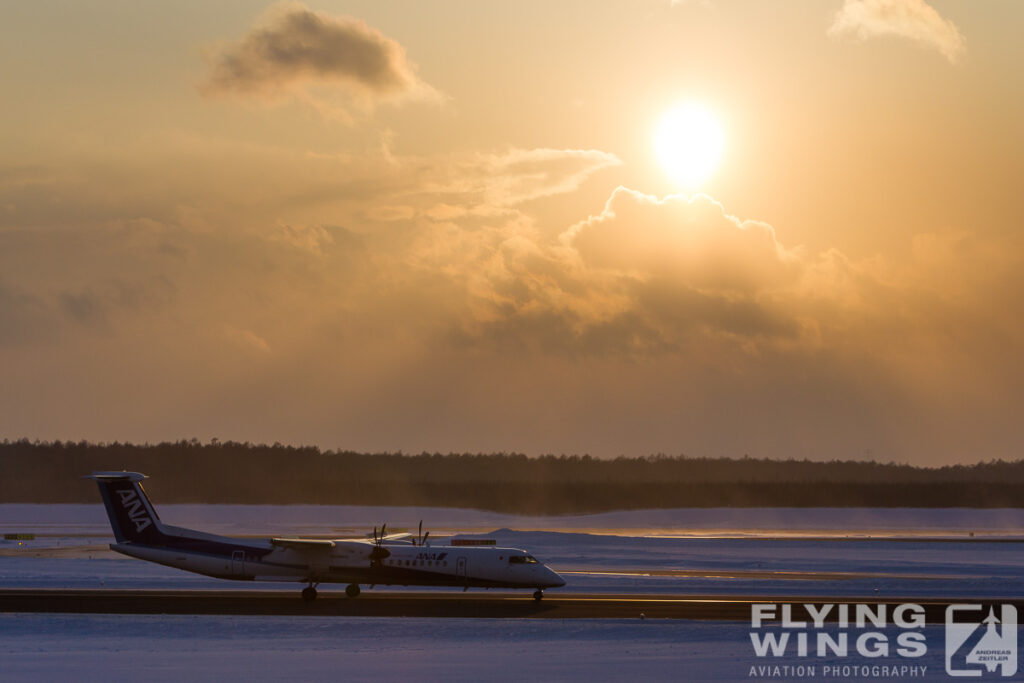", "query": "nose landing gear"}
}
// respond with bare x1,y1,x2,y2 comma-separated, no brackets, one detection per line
346,583,361,598
533,589,544,602
302,584,318,602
